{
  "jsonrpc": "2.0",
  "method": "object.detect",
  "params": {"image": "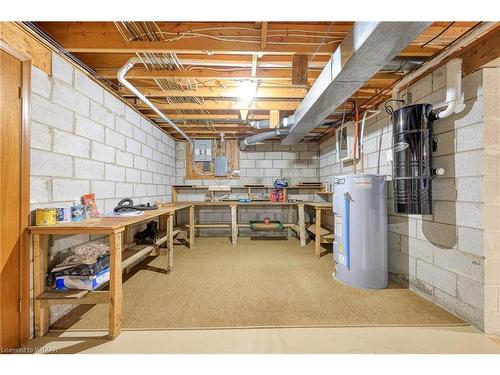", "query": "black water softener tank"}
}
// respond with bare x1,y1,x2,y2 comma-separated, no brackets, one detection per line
392,103,434,215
